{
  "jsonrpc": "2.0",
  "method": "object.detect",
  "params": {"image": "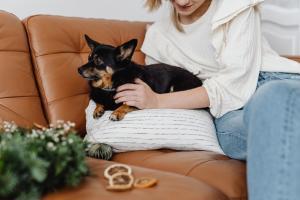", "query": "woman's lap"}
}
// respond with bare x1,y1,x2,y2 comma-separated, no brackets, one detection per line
215,72,300,160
